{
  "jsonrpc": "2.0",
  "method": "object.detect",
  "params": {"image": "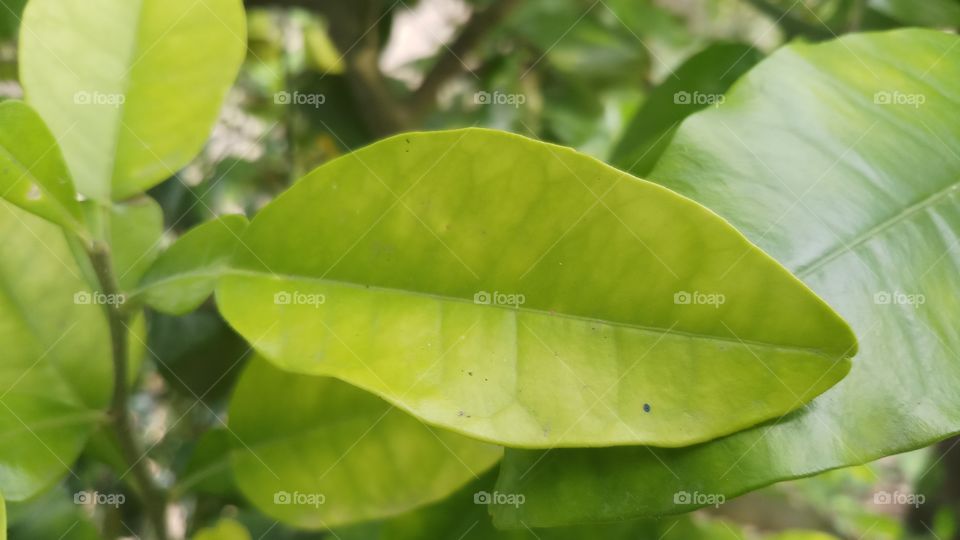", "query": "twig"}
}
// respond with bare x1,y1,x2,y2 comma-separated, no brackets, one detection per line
846,0,866,31
88,243,167,540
